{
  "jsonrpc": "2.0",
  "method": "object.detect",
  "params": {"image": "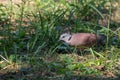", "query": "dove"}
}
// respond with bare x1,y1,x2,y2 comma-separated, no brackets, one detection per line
59,33,106,48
